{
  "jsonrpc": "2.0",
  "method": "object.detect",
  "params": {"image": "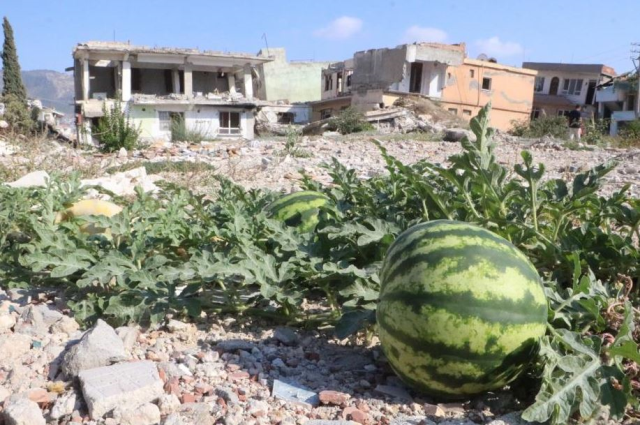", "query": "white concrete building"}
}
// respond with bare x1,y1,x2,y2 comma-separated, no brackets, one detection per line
72,41,273,143
522,62,616,118
595,75,639,135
